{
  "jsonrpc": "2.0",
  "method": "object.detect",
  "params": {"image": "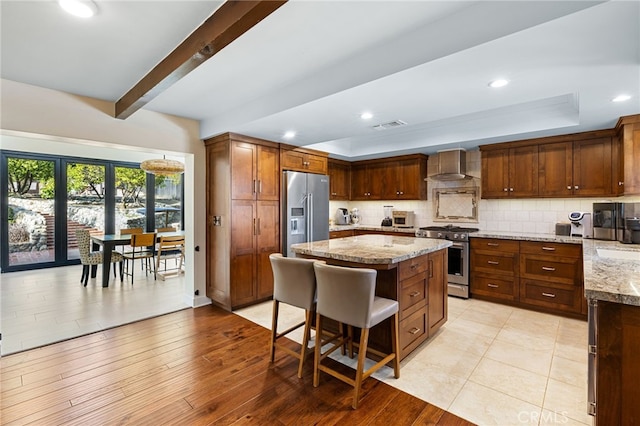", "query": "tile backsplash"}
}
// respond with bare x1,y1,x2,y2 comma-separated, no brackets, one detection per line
329,149,640,234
